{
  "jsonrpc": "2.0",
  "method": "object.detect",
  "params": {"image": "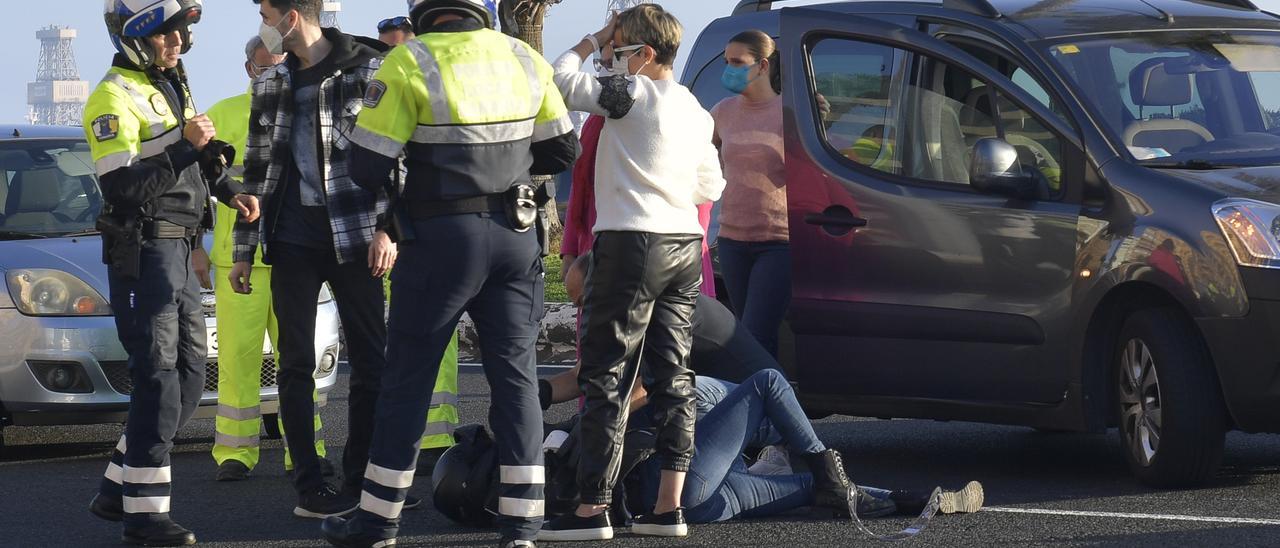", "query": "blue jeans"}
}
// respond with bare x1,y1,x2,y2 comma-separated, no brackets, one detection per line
694,376,782,447
681,369,825,523
717,239,791,357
